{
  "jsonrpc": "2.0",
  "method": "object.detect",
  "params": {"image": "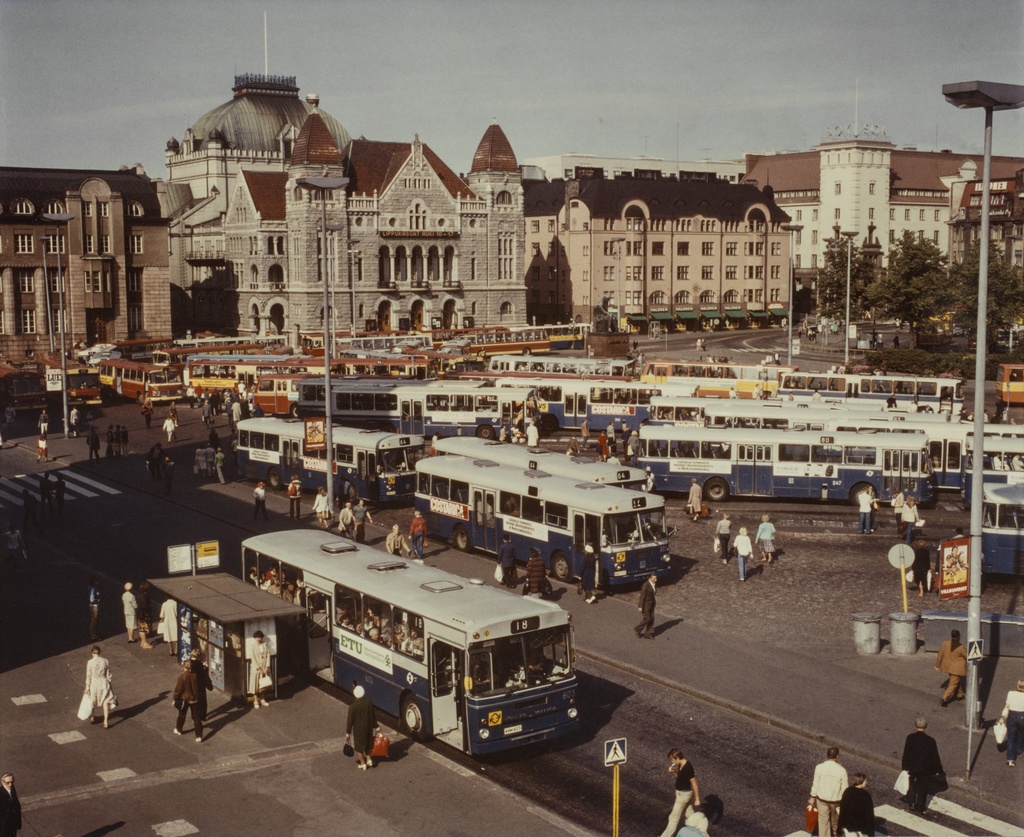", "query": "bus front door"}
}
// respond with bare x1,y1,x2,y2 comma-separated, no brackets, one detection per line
359,452,379,498
573,513,601,581
429,640,463,748
304,585,333,678
472,489,497,552
282,437,301,475
400,399,424,435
